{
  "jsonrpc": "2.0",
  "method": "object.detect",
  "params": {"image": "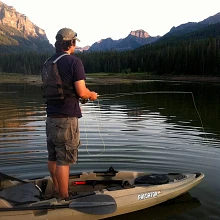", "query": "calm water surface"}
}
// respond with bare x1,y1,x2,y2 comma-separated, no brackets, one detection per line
0,80,220,220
